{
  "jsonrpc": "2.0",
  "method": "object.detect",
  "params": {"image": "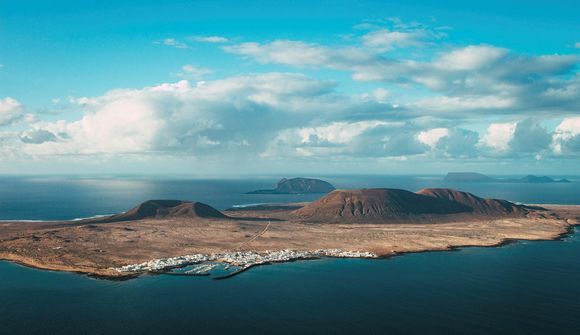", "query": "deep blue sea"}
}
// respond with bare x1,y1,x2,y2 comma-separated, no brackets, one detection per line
1,175,579,334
